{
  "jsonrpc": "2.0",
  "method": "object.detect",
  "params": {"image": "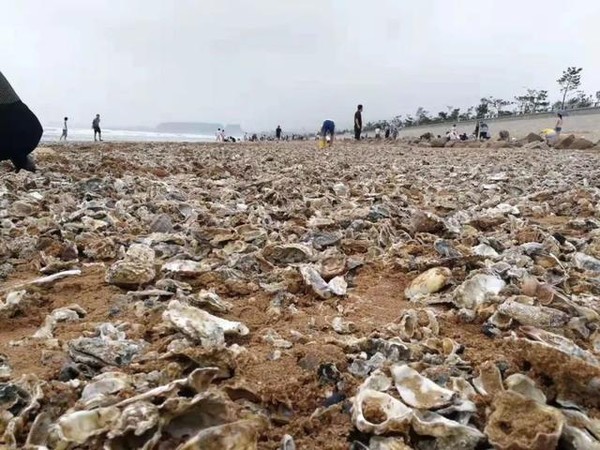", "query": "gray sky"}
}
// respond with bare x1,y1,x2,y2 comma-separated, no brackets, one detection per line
2,0,599,131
